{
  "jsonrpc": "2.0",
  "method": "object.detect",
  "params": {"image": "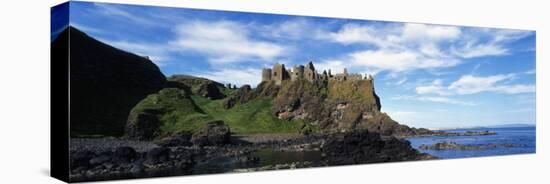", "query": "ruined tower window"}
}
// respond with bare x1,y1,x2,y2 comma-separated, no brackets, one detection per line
274,72,277,76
